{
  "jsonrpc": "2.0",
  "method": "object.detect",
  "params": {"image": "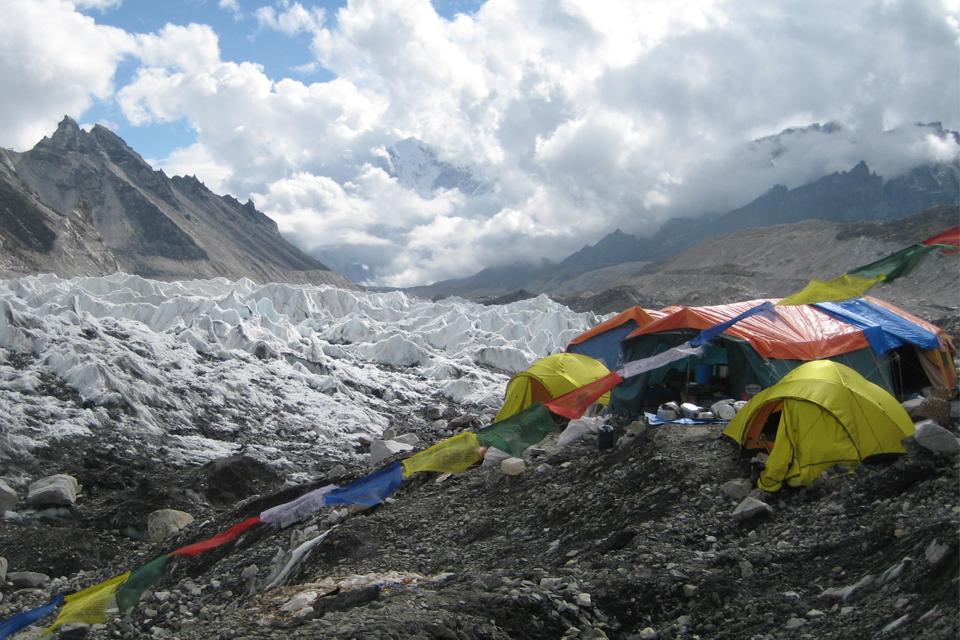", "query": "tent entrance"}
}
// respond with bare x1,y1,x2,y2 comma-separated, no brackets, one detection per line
743,400,783,451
